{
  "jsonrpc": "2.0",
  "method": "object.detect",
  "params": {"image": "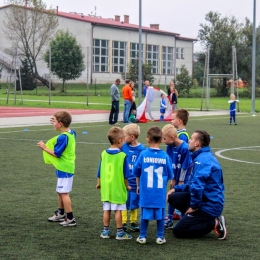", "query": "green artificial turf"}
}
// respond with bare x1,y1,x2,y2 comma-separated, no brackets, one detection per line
0,114,259,259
